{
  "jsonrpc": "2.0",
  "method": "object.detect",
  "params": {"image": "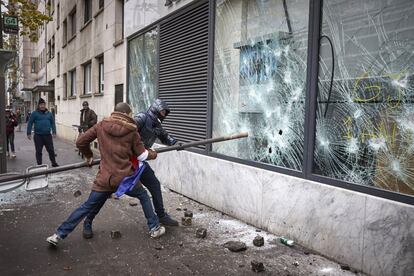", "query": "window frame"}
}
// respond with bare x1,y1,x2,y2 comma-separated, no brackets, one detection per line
84,0,92,24
69,69,77,97
125,0,414,205
83,62,92,95
69,7,77,39
98,56,104,93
